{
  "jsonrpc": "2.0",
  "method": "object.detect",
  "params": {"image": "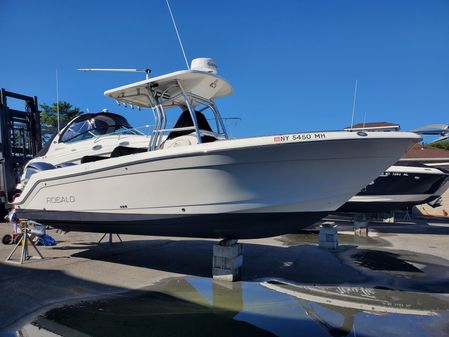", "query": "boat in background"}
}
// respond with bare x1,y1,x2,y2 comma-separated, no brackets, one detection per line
12,59,420,239
400,143,449,170
28,111,150,166
17,111,150,189
401,142,449,215
337,163,449,213
337,122,449,214
410,123,449,143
